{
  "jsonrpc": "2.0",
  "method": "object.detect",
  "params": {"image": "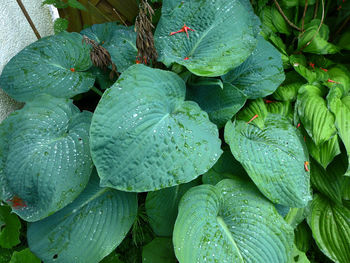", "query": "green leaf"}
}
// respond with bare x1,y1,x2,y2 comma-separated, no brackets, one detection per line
142,238,177,263
298,20,339,54
272,71,305,102
306,134,341,169
100,252,124,263
173,178,294,263
0,248,12,263
296,84,337,146
289,55,328,84
155,0,260,77
225,114,311,207
327,86,350,176
310,160,343,204
90,65,222,192
289,245,310,263
53,18,68,34
271,6,291,35
338,31,350,50
0,32,94,102
42,0,68,8
202,149,247,185
0,205,21,249
145,179,199,237
266,101,293,121
186,81,247,128
0,95,93,221
27,171,137,263
222,36,285,99
81,23,138,73
295,222,312,253
280,0,315,7
327,65,350,94
236,98,268,129
285,208,308,229
67,0,86,10
308,194,350,263
9,248,41,263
